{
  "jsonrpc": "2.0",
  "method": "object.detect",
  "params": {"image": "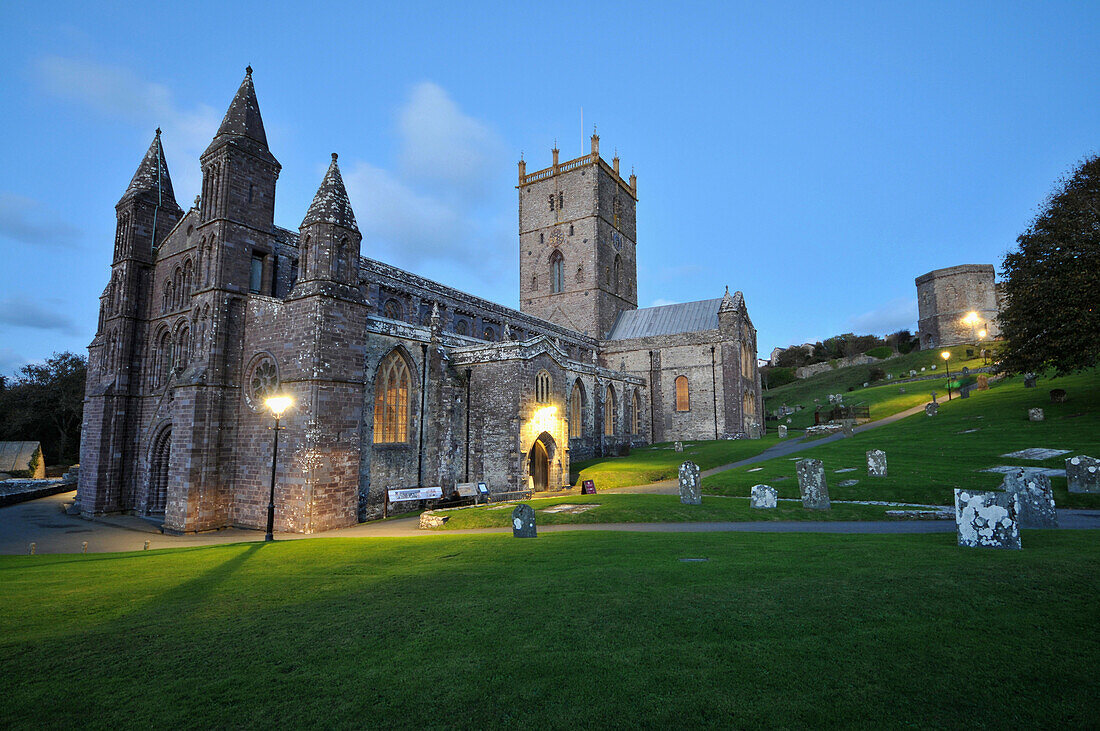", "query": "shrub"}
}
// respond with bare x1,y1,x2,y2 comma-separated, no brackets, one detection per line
864,346,894,360
868,366,886,382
